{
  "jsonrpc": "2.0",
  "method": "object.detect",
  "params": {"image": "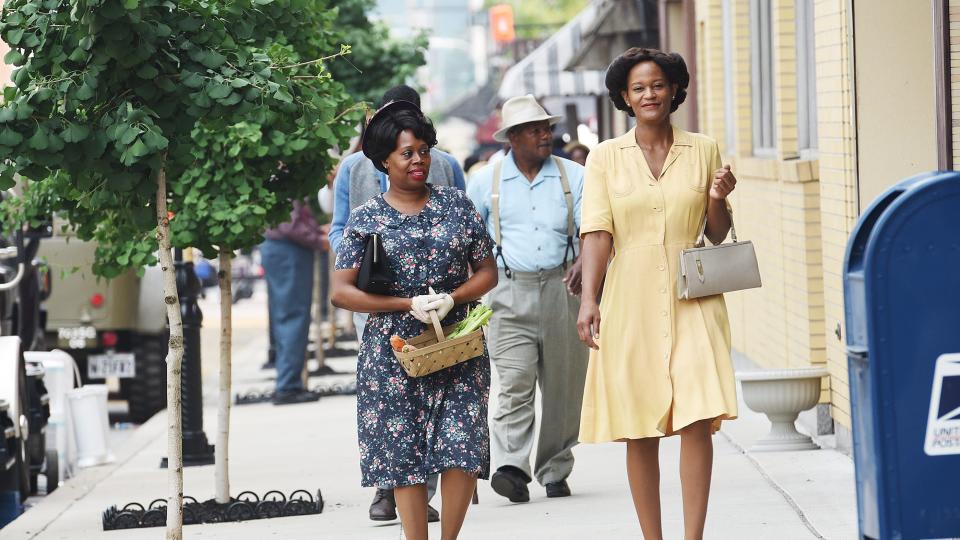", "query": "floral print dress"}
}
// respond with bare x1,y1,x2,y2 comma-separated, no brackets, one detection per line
336,185,494,488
